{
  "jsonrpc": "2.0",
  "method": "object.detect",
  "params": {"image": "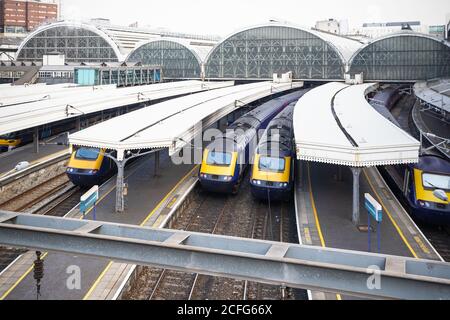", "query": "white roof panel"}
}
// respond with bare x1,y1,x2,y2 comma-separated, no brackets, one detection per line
0,81,234,136
294,83,420,167
414,80,450,113
69,81,304,156
311,29,364,62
